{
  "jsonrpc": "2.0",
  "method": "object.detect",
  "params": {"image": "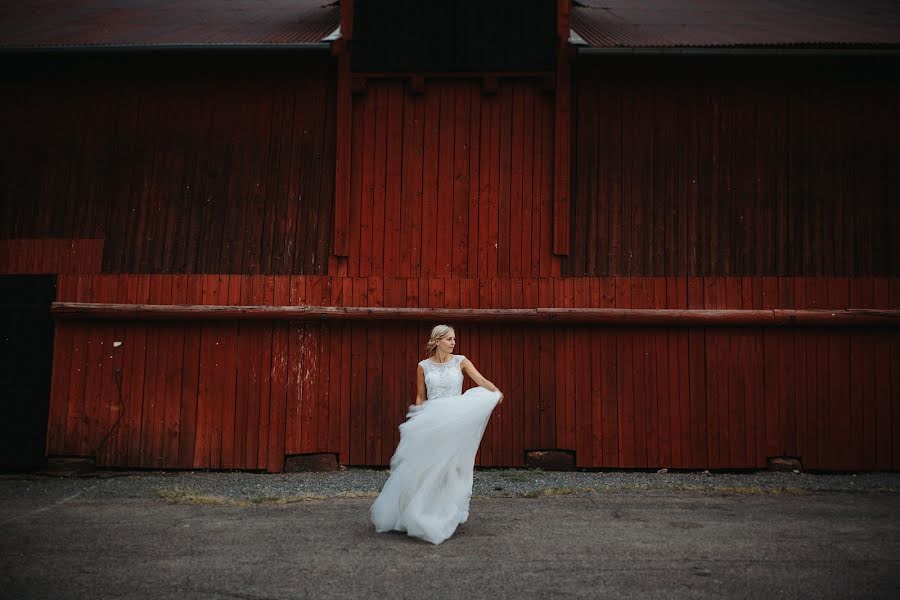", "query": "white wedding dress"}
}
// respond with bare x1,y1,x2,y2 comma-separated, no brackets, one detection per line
370,354,502,544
